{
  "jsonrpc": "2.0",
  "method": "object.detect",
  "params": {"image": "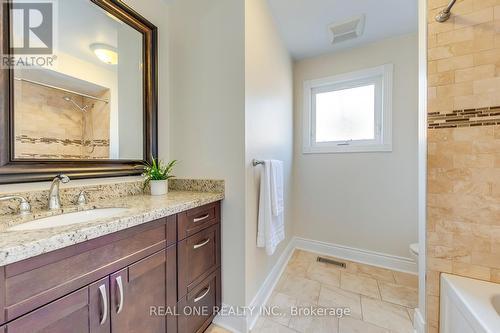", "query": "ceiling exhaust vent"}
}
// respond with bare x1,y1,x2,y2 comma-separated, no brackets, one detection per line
329,15,365,44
